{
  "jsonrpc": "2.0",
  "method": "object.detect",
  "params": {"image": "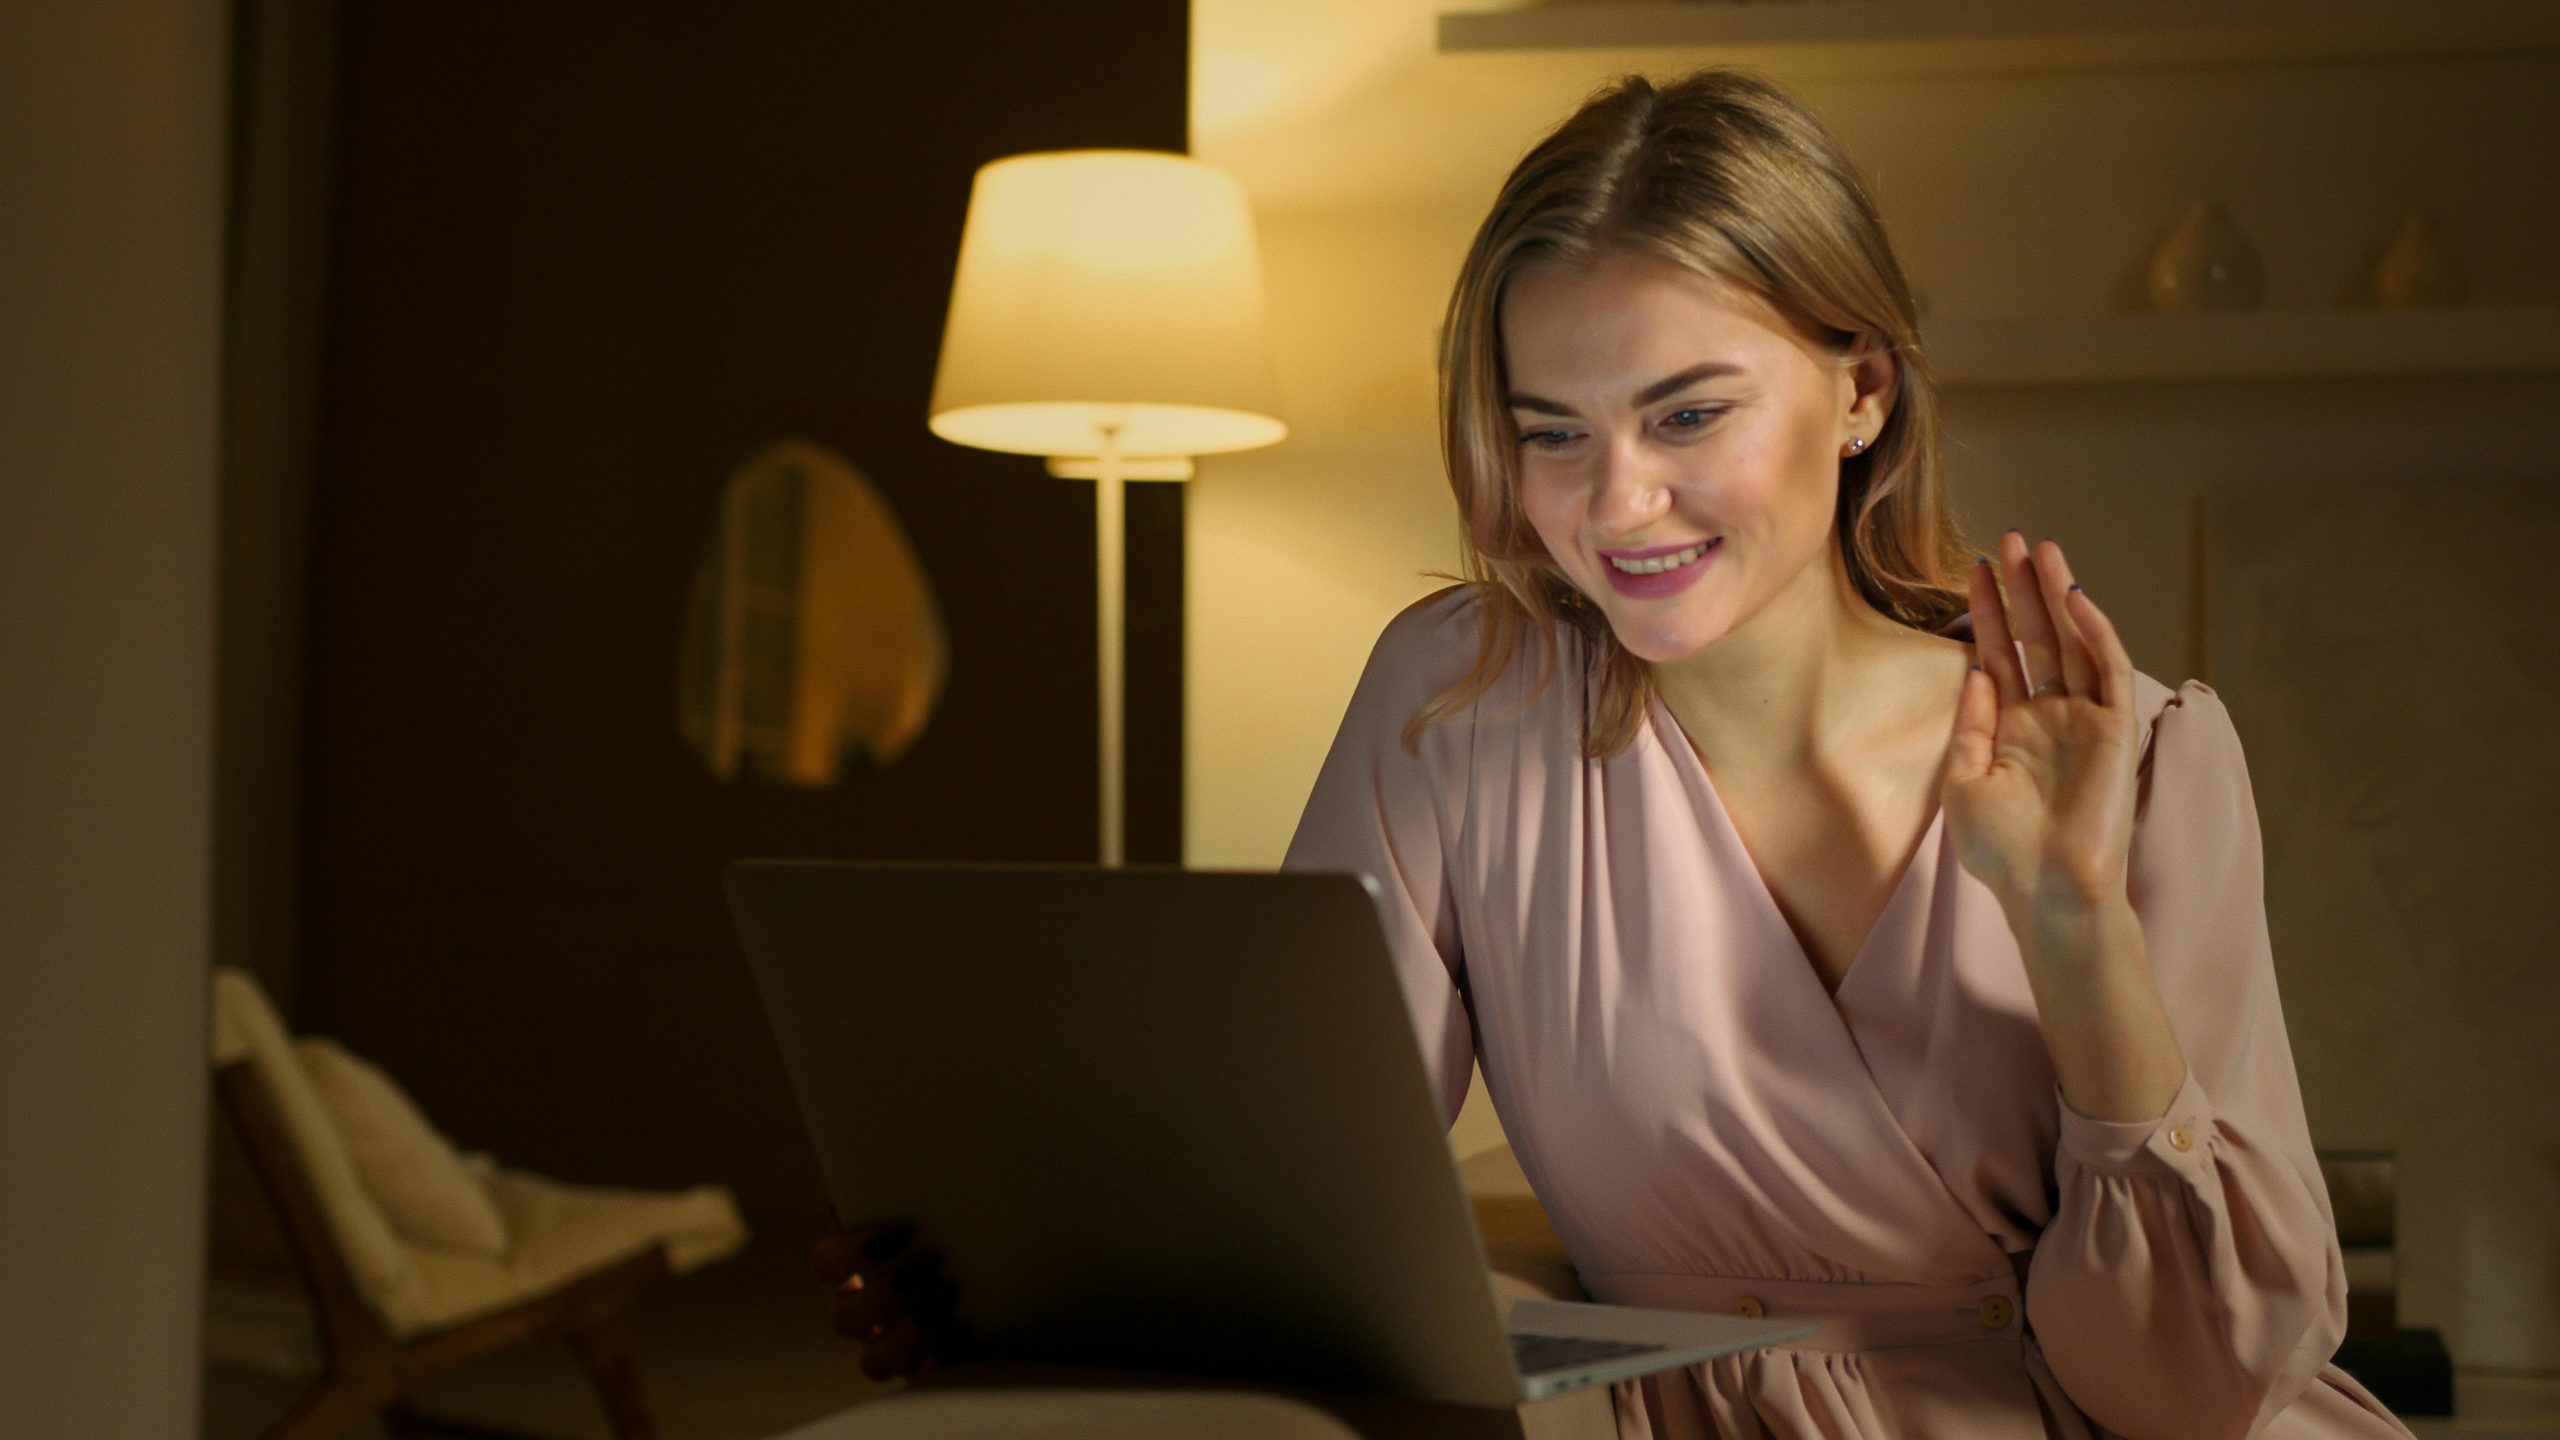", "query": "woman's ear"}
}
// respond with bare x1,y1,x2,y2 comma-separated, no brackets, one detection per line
1843,333,1898,435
